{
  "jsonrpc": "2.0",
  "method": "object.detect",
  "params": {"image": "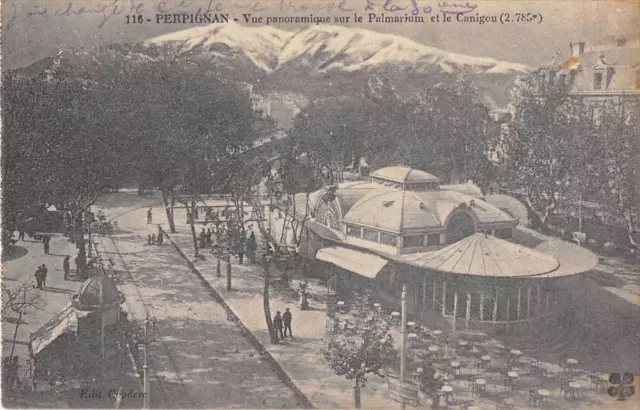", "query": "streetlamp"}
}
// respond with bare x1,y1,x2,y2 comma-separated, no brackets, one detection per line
400,285,407,410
